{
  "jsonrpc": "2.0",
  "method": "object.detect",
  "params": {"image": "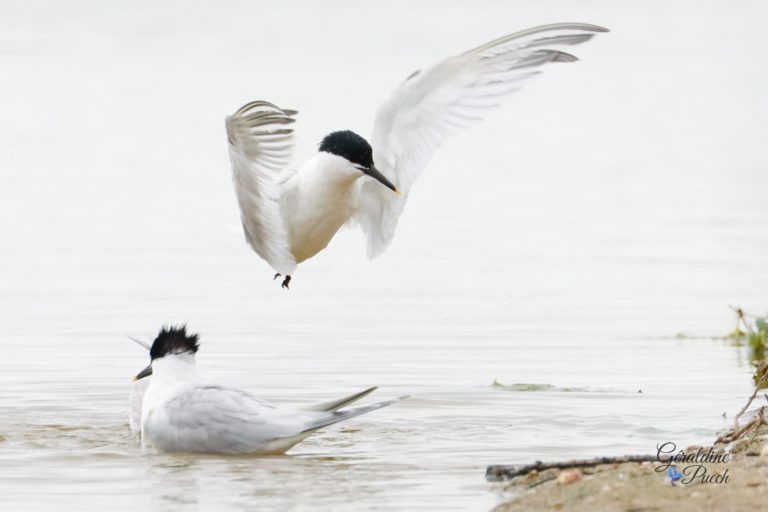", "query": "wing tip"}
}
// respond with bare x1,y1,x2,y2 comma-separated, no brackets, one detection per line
233,100,298,117
552,50,579,63
301,393,407,433
544,22,610,33
226,100,298,150
465,22,609,56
